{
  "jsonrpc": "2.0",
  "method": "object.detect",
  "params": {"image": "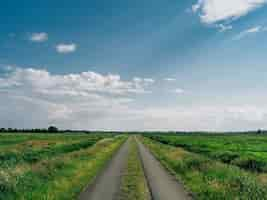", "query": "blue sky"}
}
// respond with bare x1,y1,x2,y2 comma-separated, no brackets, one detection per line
1,0,267,131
